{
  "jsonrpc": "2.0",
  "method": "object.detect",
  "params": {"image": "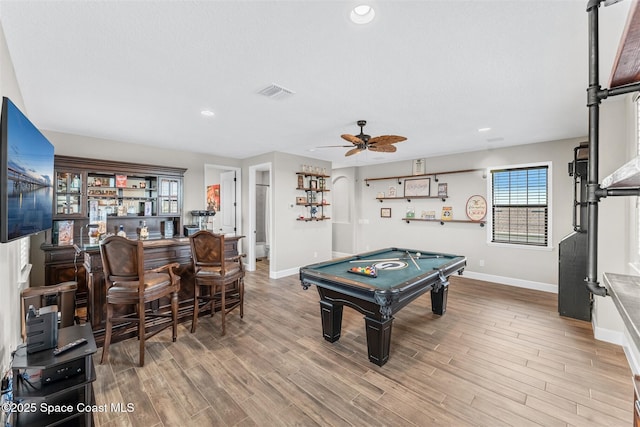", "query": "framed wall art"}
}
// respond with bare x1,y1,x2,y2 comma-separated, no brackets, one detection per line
438,183,448,197
404,178,430,197
380,207,392,218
